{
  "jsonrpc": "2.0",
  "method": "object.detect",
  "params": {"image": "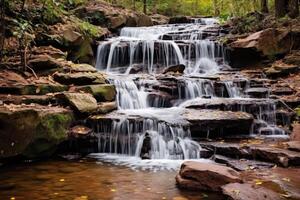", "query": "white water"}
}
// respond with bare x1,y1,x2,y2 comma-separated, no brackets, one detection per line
92,19,287,168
